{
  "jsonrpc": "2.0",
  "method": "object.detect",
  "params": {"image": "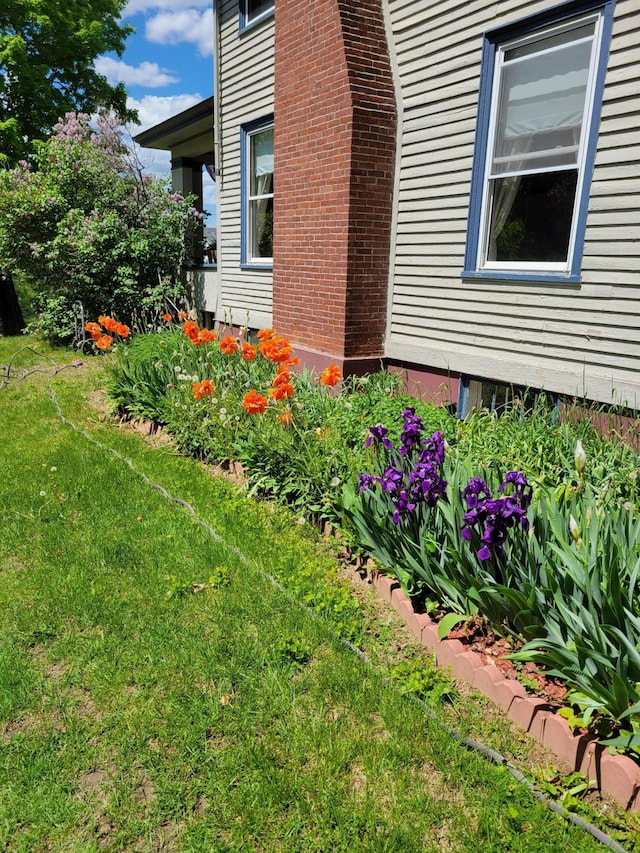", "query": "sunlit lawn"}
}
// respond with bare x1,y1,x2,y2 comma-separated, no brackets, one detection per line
0,337,621,852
